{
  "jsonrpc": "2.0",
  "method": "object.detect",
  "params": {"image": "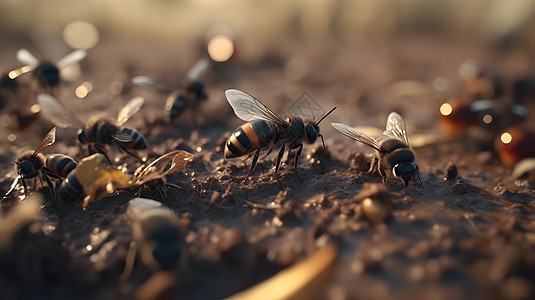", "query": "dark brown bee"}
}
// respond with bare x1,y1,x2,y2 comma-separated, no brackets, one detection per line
10,48,86,93
332,112,422,187
224,89,336,181
37,94,147,161
3,127,60,199
132,59,209,122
